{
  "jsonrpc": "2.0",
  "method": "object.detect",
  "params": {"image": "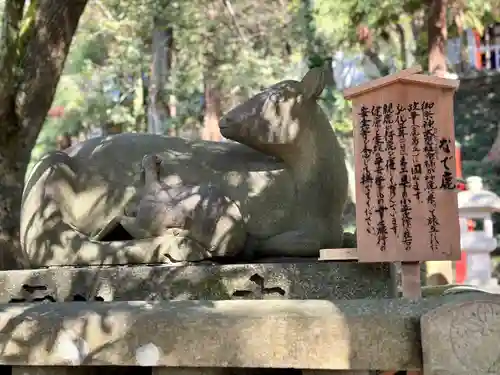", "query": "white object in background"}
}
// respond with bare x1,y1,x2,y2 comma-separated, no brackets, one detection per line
458,176,500,286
